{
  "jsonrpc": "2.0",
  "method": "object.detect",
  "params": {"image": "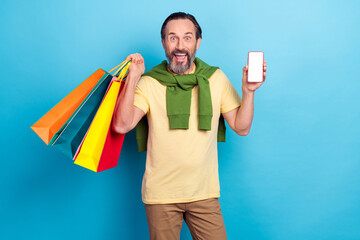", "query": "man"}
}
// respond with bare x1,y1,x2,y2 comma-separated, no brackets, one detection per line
113,12,266,240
